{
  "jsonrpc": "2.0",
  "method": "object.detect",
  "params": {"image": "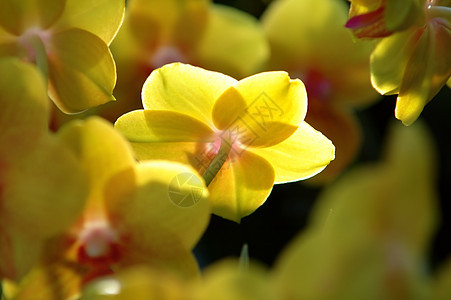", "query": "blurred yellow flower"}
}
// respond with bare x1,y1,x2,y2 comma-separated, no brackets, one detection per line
0,58,88,282
0,0,125,113
102,0,269,122
4,117,210,300
261,0,378,183
274,121,438,299
115,62,335,222
346,0,451,125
